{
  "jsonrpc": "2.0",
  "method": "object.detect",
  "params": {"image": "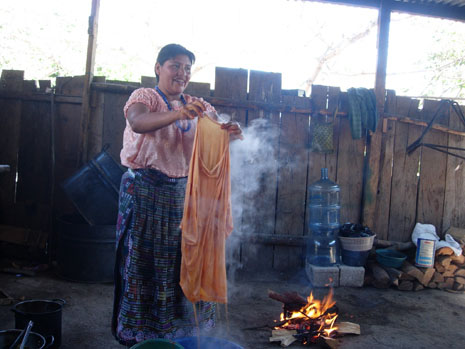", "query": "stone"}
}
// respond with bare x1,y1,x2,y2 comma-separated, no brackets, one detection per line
305,262,339,287
339,264,365,287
